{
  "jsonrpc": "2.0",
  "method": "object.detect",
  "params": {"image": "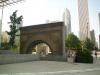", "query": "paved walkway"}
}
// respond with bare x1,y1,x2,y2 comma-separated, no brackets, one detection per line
0,58,100,75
